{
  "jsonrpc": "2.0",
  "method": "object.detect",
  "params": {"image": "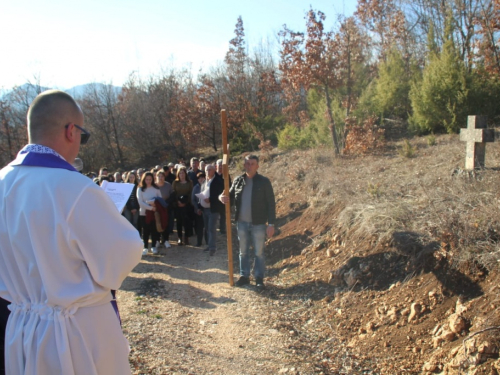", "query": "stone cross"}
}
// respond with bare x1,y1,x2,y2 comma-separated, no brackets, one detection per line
459,115,494,170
